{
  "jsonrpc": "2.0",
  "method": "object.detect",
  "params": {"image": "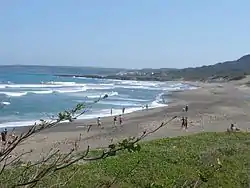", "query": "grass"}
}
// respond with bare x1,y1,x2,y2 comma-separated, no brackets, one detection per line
2,132,250,187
